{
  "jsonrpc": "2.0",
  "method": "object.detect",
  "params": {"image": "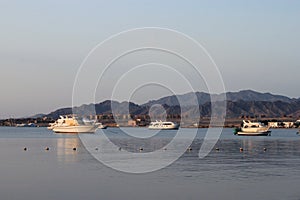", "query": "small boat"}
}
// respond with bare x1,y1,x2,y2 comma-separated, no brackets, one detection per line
148,120,179,130
82,119,107,129
16,123,37,127
234,120,271,136
48,115,98,133
16,123,27,127
96,122,108,129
